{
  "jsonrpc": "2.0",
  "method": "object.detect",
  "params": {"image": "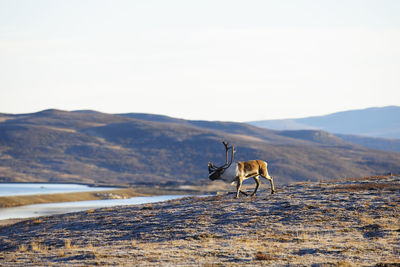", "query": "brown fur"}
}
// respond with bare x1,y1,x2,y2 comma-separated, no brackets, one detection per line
235,160,275,199
238,160,268,177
